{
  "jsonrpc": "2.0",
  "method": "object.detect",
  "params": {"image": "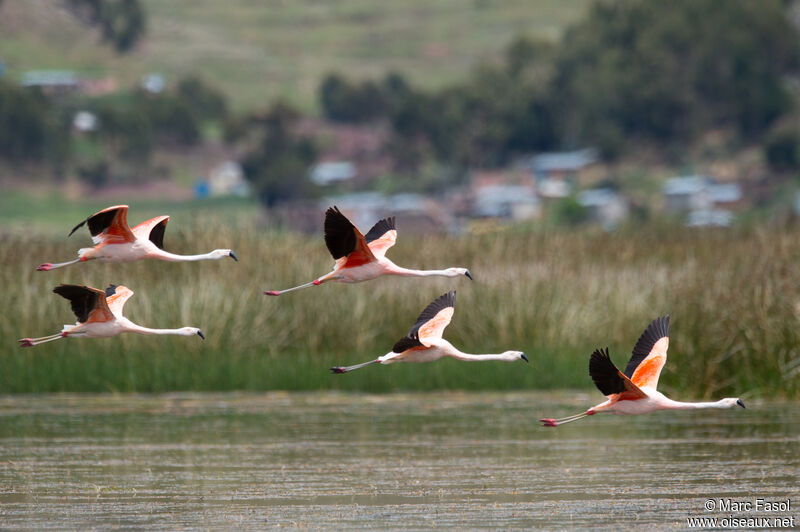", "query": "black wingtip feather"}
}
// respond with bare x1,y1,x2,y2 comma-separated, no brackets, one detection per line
392,291,456,353
323,206,358,260
68,218,87,237
53,284,100,323
589,347,626,396
623,315,670,378
407,291,456,337
392,333,423,353
105,285,118,298
149,219,167,250
364,216,396,243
